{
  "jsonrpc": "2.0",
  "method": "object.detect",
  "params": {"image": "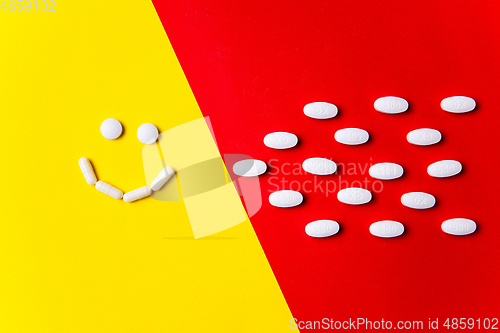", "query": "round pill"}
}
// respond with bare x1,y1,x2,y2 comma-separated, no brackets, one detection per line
268,190,303,208
100,118,123,140
137,123,159,144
